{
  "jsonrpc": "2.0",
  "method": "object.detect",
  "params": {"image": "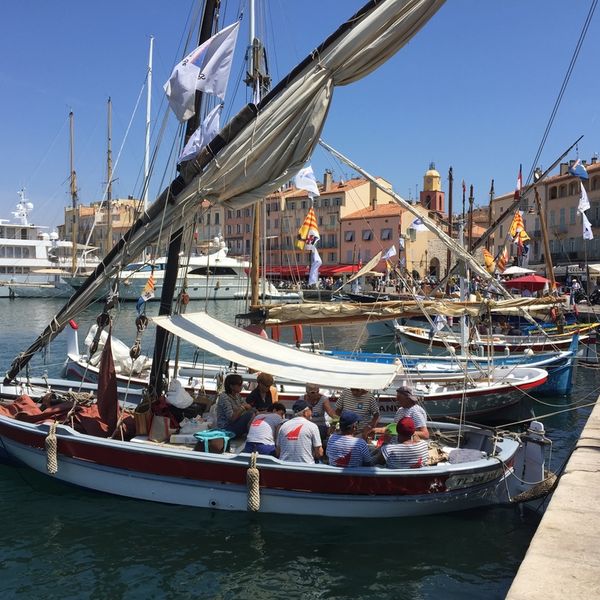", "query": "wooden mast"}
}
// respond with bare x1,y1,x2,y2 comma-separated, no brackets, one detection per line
534,185,556,291
106,97,113,255
487,179,494,251
69,110,78,275
247,0,271,308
